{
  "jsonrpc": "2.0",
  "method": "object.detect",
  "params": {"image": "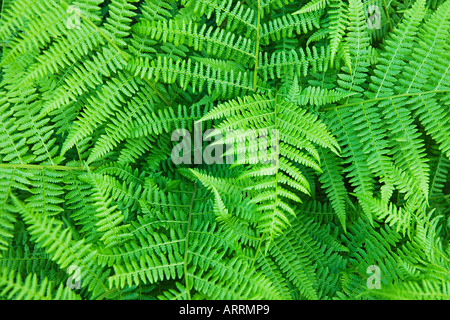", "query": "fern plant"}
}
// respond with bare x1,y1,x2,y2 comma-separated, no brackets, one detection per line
0,0,449,301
